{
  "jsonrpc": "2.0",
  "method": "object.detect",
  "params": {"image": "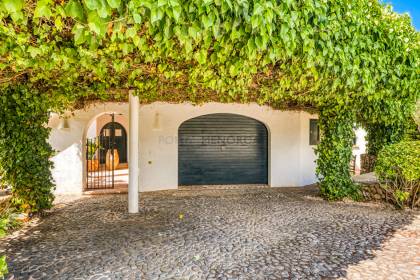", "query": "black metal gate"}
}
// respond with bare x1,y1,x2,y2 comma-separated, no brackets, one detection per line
86,114,127,190
86,136,114,190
